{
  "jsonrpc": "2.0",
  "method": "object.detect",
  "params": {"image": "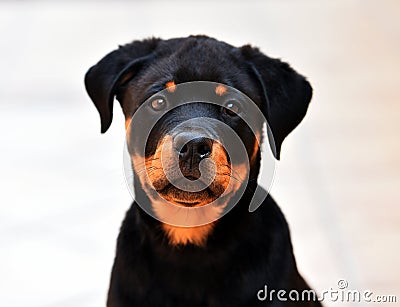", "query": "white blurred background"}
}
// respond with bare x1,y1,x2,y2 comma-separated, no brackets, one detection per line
0,1,399,306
